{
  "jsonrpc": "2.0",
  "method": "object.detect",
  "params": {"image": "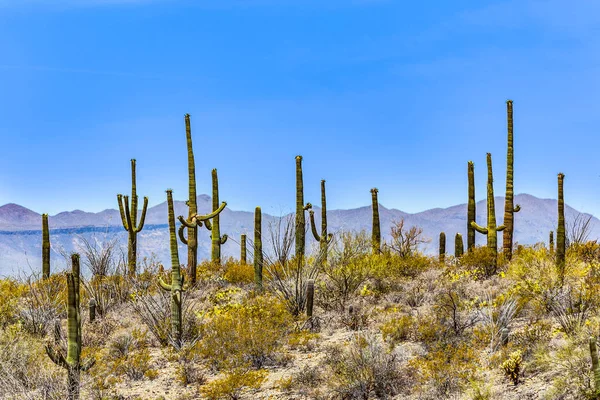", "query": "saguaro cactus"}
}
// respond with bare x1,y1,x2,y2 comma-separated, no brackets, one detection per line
46,254,95,400
557,173,566,284
590,336,600,398
295,156,308,262
439,232,446,263
240,234,247,264
308,180,333,262
371,188,381,255
306,279,314,318
471,153,505,273
549,231,554,254
117,159,149,276
467,161,476,252
254,207,263,290
503,100,521,261
455,233,464,258
204,169,228,264
42,213,50,279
